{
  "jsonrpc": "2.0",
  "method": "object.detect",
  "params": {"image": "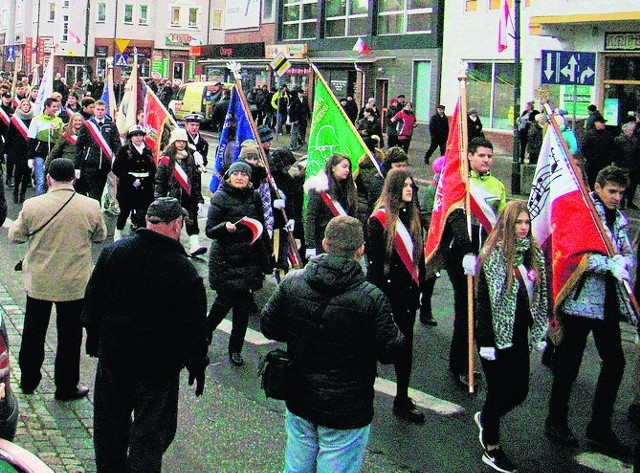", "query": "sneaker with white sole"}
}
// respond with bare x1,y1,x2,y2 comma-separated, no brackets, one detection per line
482,447,517,473
474,411,484,448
